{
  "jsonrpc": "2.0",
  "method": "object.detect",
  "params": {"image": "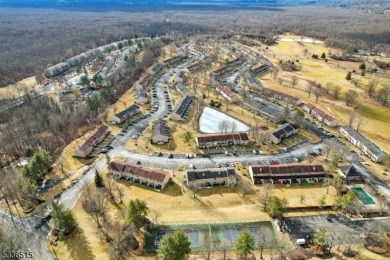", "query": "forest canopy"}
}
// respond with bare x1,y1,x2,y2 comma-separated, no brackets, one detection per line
0,6,389,87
